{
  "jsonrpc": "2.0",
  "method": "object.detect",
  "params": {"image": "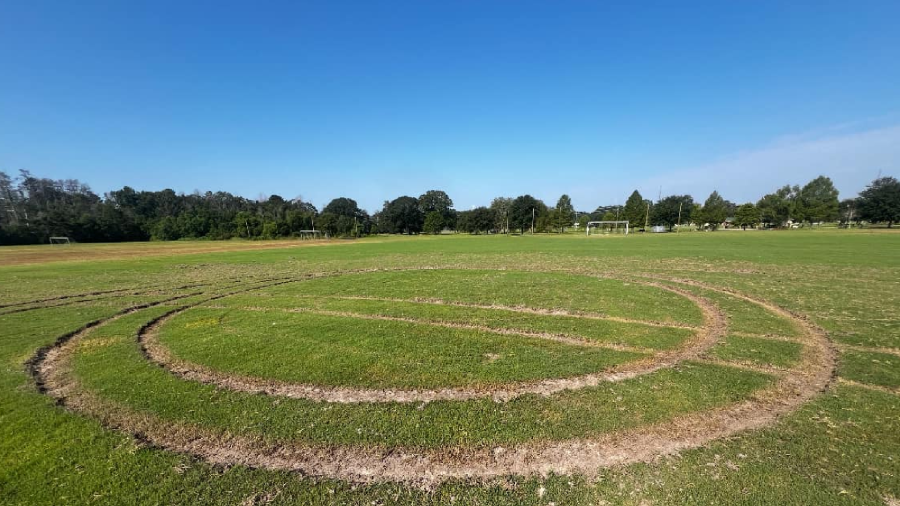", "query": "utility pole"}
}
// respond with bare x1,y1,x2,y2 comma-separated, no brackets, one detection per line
644,202,650,230
531,208,535,235
677,202,683,232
